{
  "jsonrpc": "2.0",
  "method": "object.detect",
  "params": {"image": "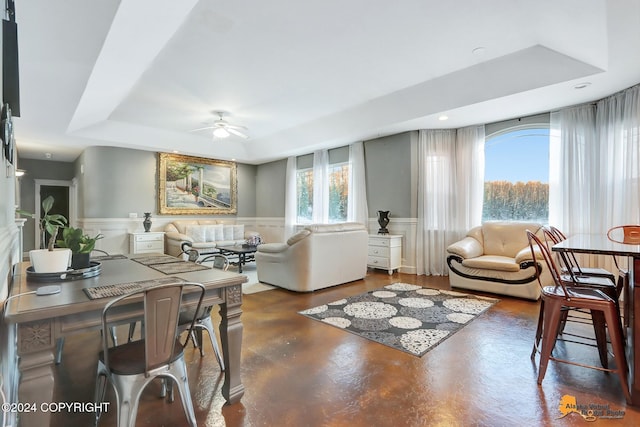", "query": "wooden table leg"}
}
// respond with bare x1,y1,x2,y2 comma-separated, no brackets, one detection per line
16,320,56,427
629,257,640,406
218,284,245,404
